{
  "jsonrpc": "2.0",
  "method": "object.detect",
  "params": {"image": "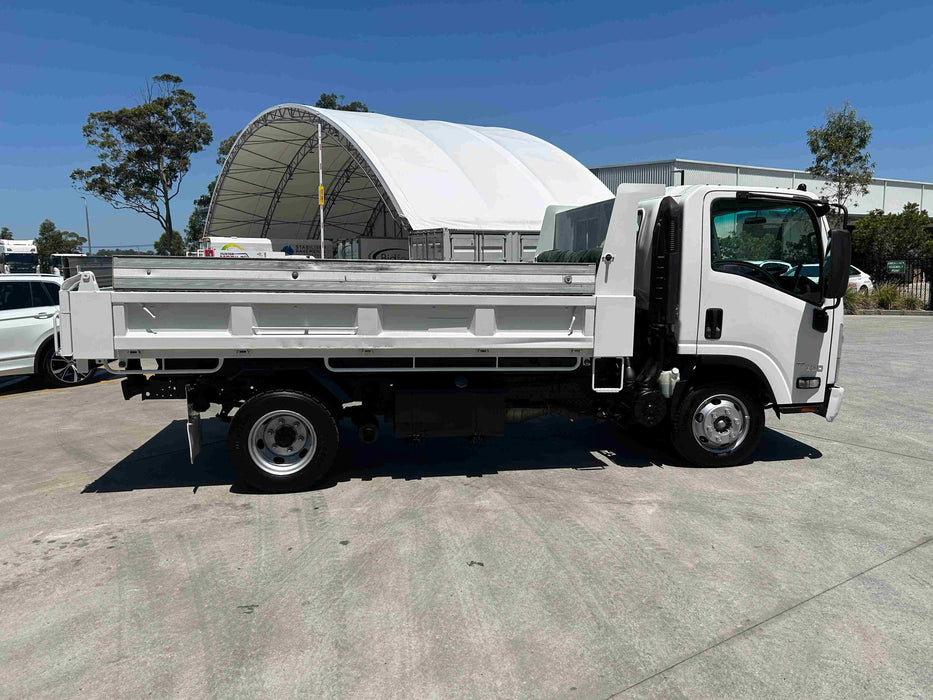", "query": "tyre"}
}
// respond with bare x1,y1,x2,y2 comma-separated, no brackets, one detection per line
859,286,868,293
227,390,339,492
671,382,764,467
38,342,95,388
